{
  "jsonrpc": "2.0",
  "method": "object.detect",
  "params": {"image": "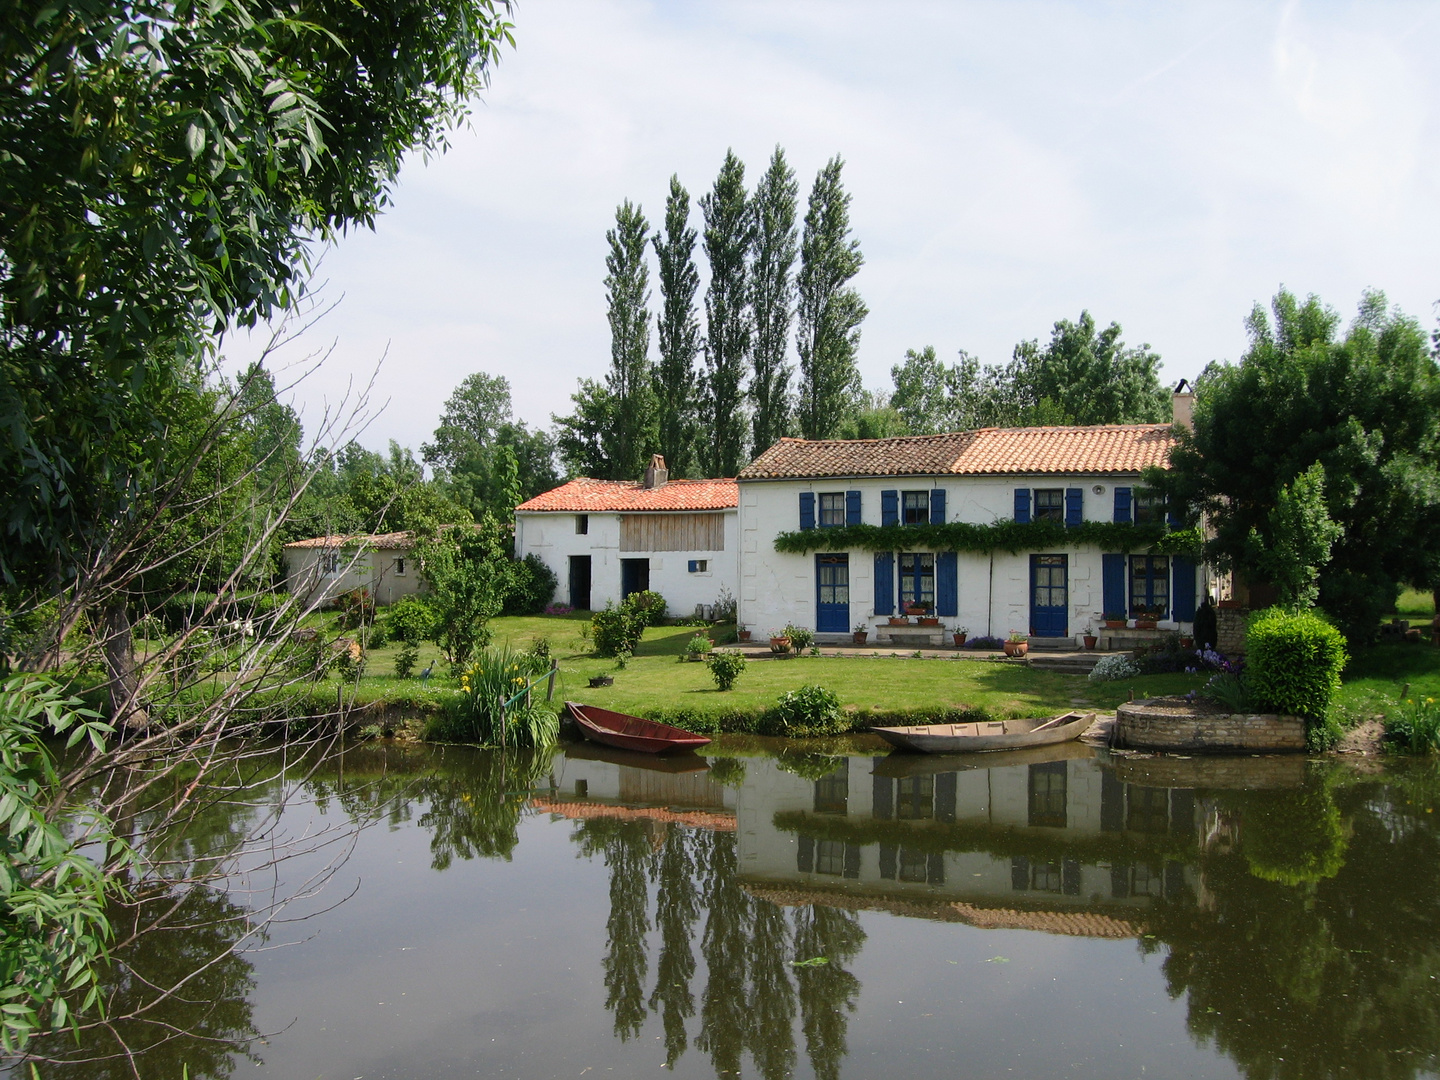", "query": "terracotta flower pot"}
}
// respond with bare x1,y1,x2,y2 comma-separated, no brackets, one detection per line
769,636,792,655
852,631,868,645
919,617,940,626
953,632,967,647
738,629,752,642
1083,635,1097,650
1003,640,1029,658
1103,619,1126,630
887,617,909,627
1135,619,1157,631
